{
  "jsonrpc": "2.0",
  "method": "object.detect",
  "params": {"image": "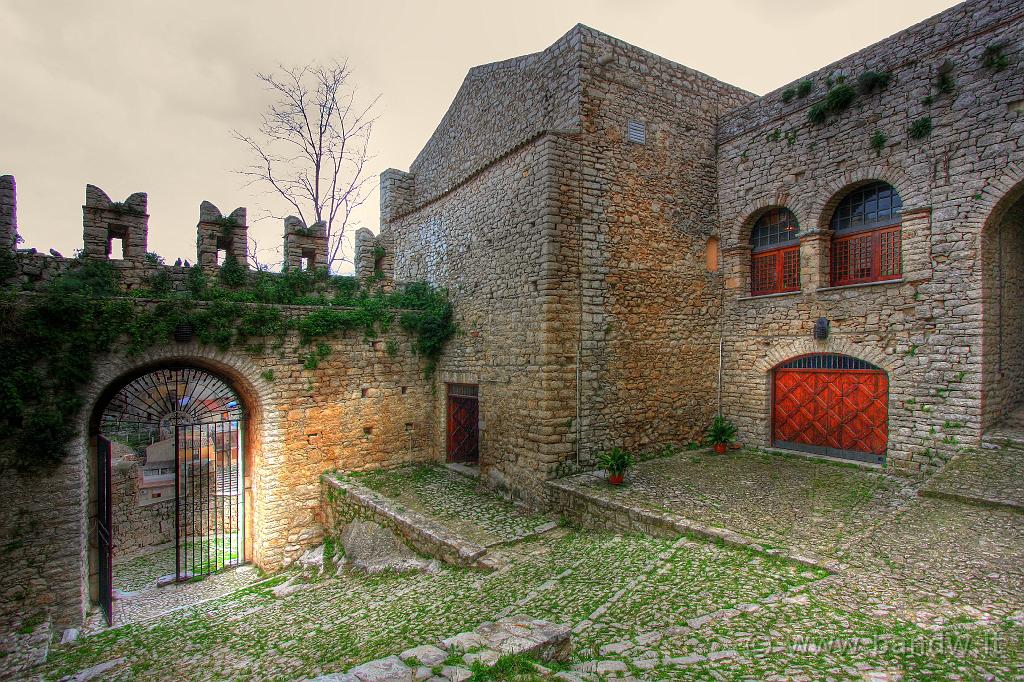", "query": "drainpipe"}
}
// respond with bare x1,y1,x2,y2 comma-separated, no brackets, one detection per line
718,338,724,417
